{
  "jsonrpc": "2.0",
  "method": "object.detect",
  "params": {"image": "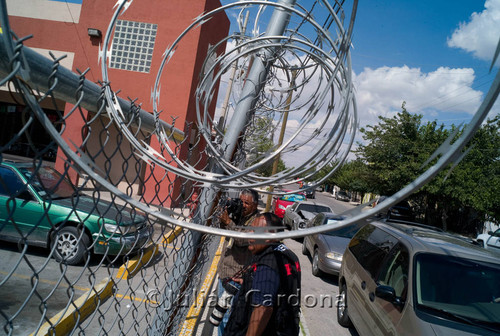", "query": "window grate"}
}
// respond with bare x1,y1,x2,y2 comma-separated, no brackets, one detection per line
110,20,157,73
